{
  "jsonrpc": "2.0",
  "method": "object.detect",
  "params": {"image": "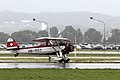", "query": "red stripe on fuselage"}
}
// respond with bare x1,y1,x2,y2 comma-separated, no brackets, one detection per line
19,44,54,50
